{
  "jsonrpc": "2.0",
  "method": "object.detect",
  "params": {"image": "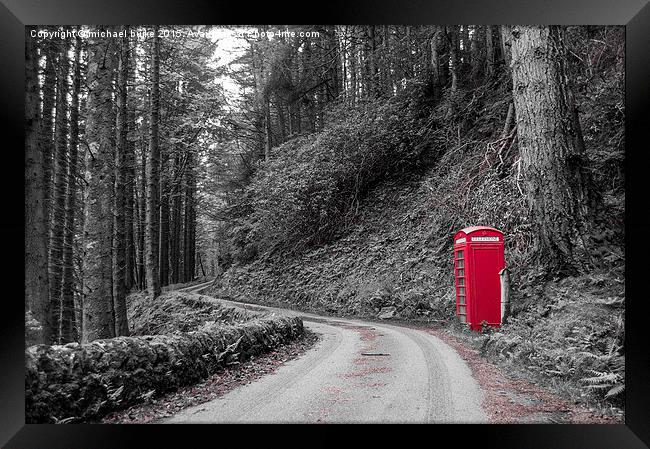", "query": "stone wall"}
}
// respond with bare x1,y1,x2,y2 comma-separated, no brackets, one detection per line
25,316,303,423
